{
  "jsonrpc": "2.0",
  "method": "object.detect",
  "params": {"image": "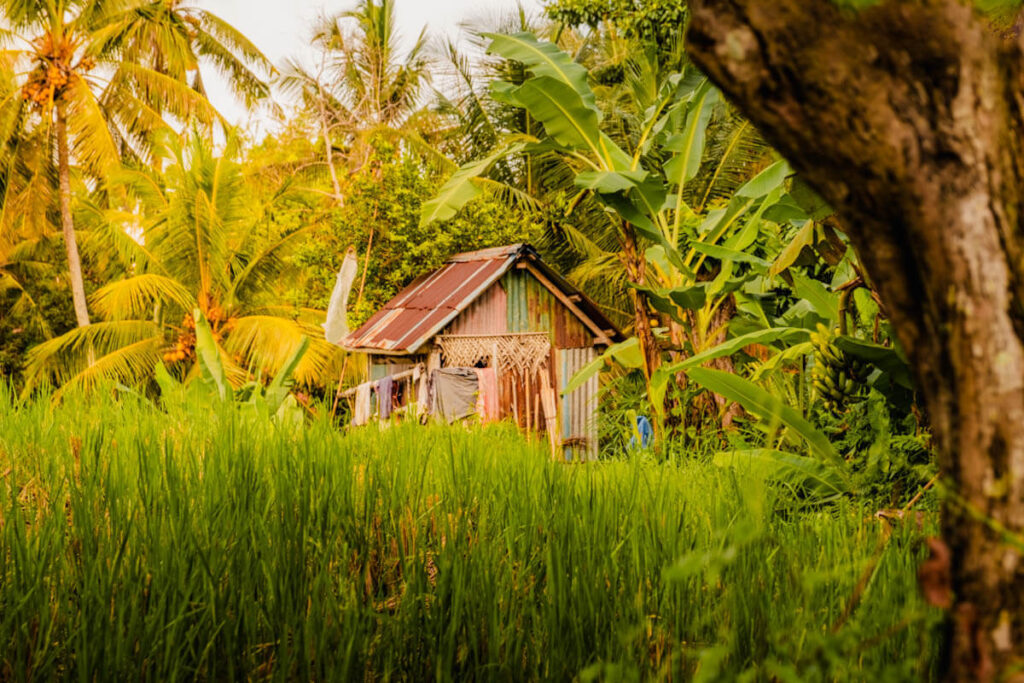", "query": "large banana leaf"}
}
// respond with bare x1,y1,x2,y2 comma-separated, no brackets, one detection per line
484,32,599,112
687,242,771,269
576,169,667,217
789,270,839,322
263,336,310,413
511,77,603,155
575,170,650,194
736,159,791,198
194,309,232,401
769,220,816,275
658,327,810,378
698,161,791,245
664,81,718,186
419,140,526,226
686,367,845,470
